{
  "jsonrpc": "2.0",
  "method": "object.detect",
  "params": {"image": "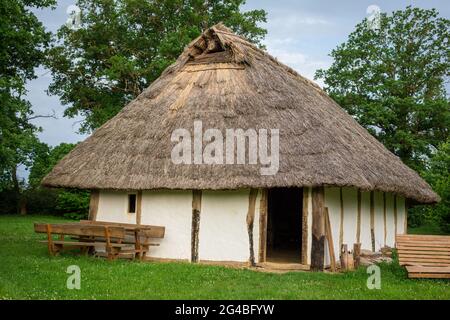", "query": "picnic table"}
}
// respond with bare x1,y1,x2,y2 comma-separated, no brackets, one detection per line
34,221,165,260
